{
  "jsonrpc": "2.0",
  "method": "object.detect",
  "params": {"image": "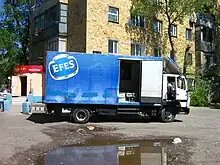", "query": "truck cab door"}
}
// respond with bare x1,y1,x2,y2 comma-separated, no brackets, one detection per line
176,76,188,101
